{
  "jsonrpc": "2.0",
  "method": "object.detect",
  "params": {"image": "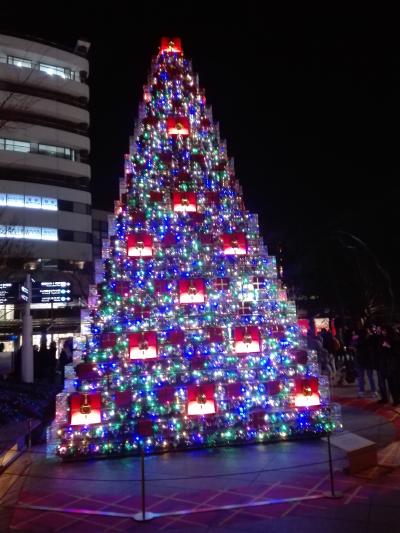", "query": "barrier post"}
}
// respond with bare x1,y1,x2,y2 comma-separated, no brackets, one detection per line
141,444,146,520
327,432,335,497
